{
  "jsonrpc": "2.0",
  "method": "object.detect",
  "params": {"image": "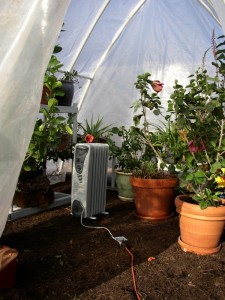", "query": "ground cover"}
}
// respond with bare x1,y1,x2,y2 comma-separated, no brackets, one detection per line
1,189,225,300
